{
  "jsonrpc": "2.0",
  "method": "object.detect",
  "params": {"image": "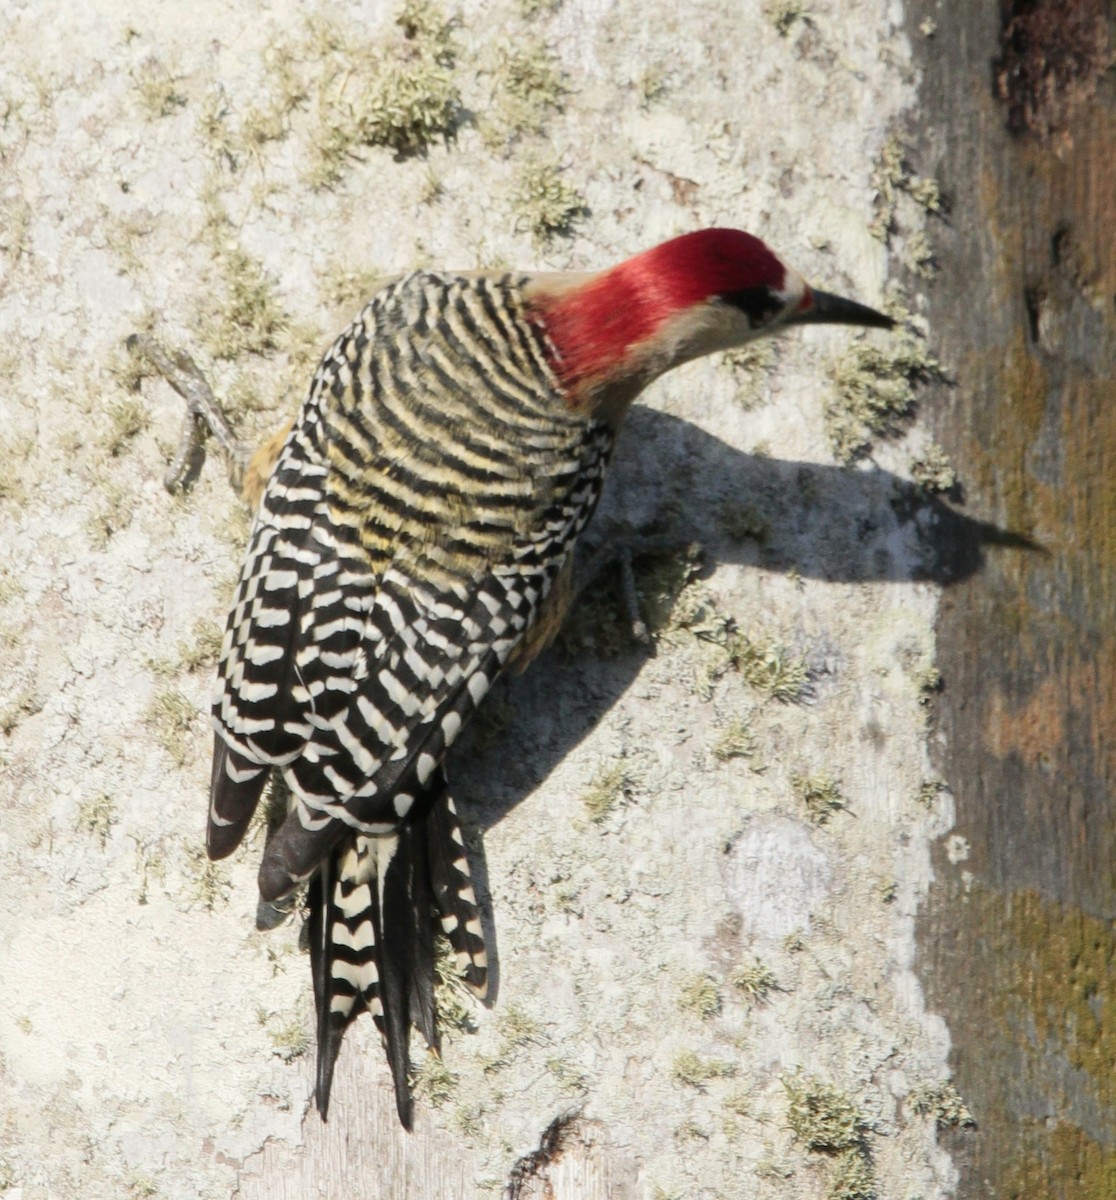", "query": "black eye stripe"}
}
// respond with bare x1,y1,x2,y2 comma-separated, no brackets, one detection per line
719,287,783,325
